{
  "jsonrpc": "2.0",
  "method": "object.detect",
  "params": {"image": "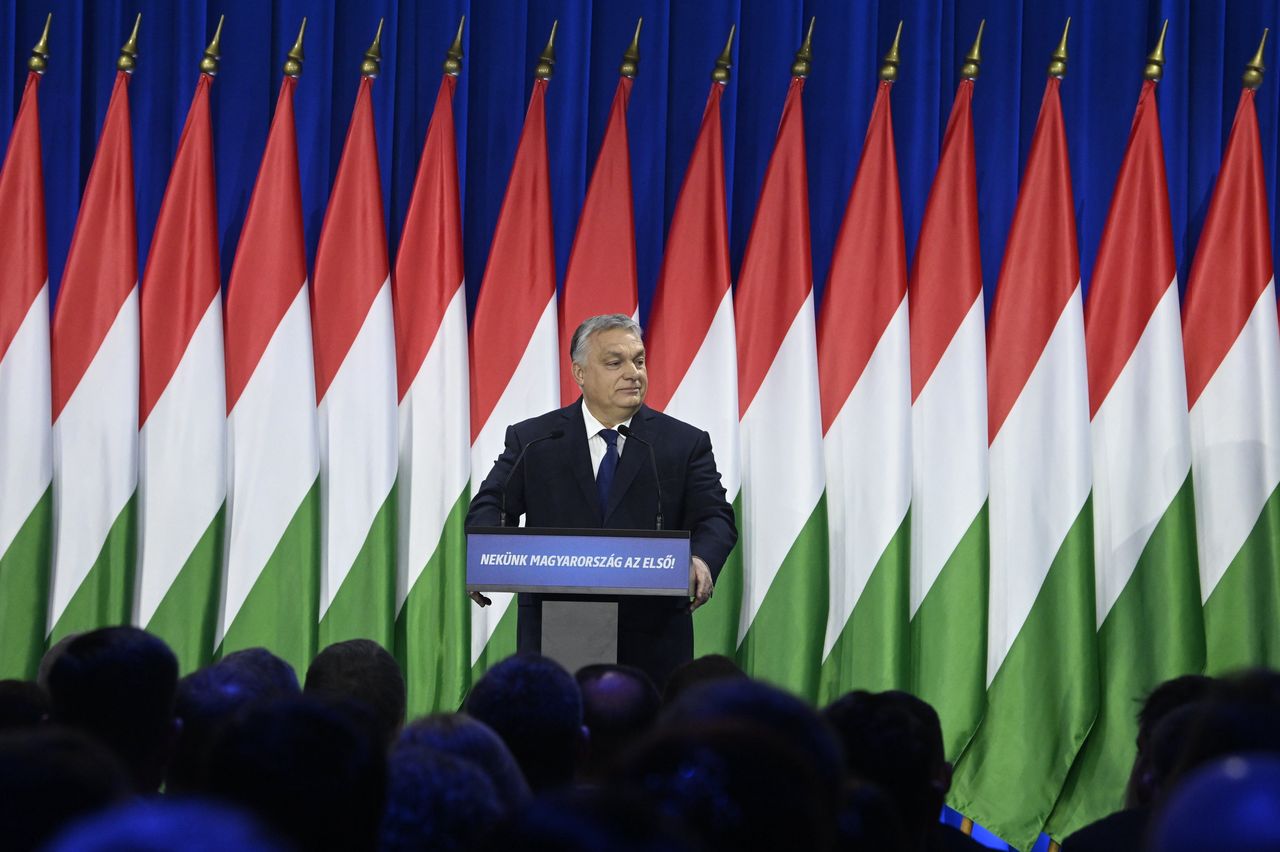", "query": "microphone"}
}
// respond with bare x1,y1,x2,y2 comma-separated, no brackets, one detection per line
499,428,565,526
617,424,663,531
